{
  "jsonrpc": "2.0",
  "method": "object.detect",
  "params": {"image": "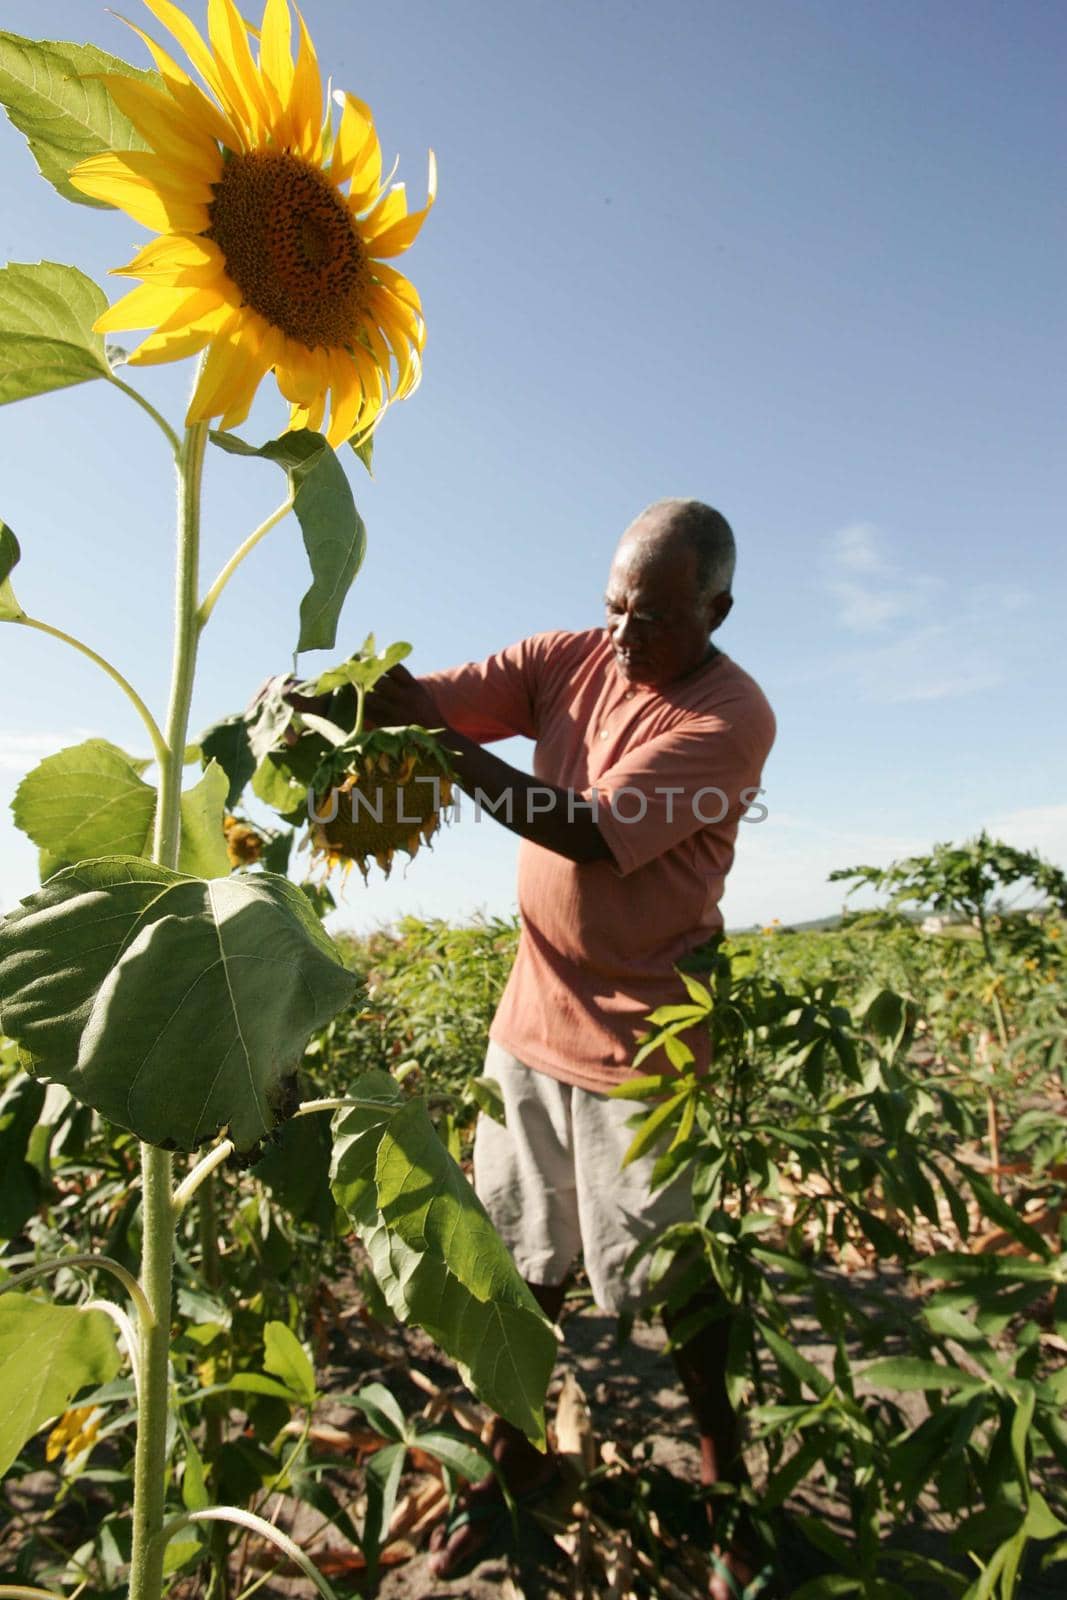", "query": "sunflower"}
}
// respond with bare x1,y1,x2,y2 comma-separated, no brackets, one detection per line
307,730,455,881
70,0,435,447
